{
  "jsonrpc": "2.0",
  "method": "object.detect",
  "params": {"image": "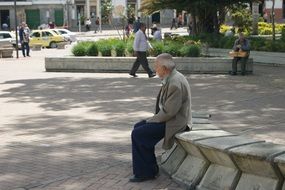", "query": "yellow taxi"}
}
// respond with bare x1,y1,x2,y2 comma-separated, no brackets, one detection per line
29,29,65,48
